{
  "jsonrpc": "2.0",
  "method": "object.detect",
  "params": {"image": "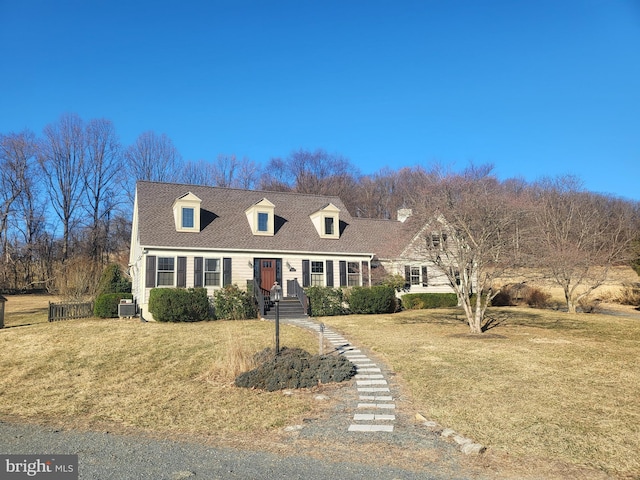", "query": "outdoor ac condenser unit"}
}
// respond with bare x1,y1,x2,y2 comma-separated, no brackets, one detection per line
118,299,136,318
